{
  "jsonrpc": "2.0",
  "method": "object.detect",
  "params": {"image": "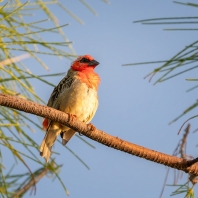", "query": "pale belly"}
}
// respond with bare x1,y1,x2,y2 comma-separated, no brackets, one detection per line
56,79,98,126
